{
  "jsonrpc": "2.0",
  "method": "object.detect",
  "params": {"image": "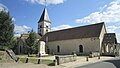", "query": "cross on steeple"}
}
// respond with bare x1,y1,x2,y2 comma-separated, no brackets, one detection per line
38,0,51,36
44,0,47,8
